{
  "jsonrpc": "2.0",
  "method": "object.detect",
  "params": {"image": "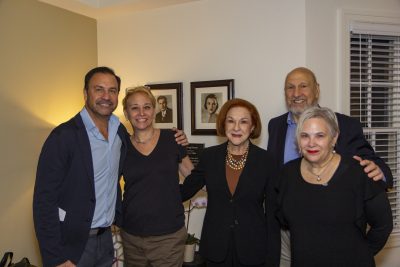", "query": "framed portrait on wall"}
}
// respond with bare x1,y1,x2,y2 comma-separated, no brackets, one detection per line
190,79,234,135
145,82,183,129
